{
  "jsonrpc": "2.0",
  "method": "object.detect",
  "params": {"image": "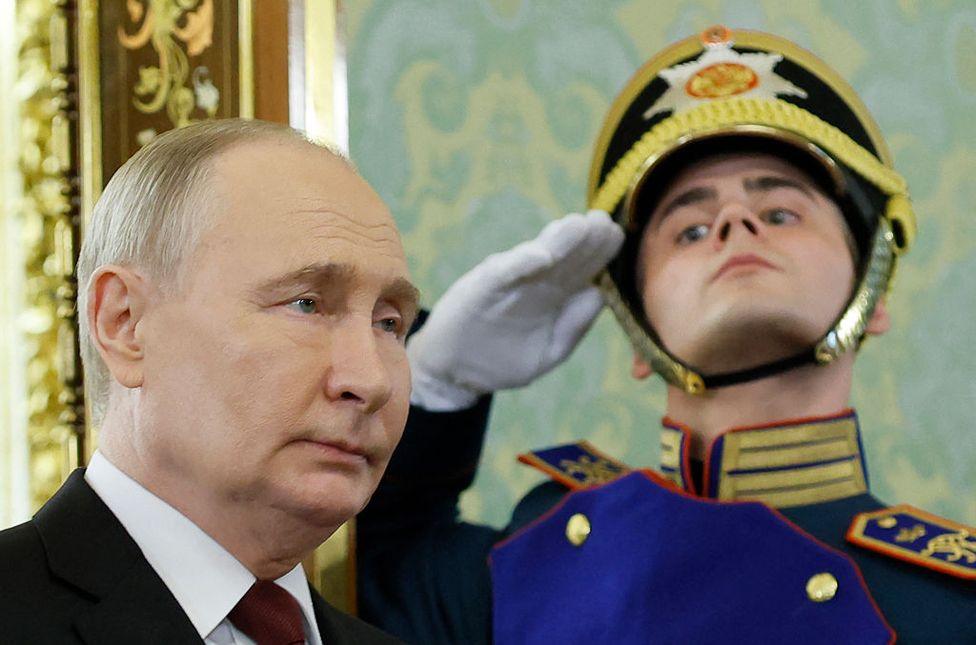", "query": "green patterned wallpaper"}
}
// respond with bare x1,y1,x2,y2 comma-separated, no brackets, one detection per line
346,0,976,527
